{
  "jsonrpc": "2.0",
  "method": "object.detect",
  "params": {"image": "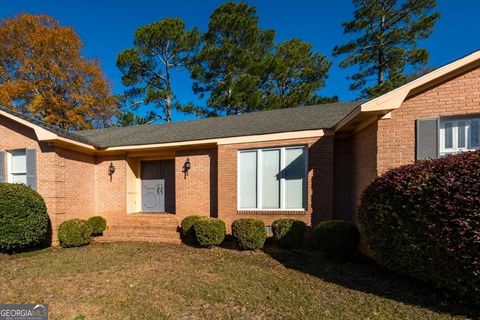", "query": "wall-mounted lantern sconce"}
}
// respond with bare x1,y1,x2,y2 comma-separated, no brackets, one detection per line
182,158,191,178
108,162,115,181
